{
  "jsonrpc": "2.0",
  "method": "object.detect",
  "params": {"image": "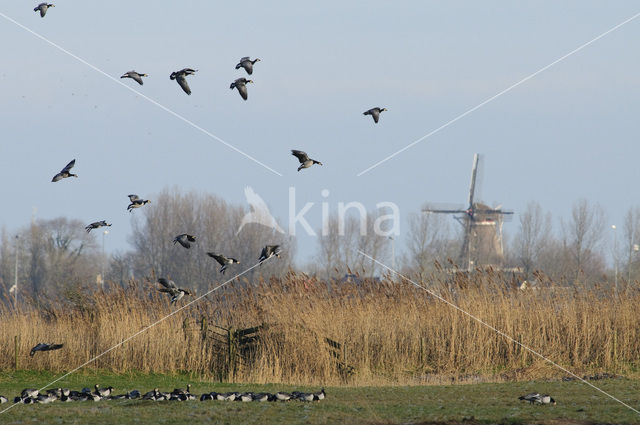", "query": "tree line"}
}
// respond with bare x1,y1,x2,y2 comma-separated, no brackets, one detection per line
0,189,638,303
